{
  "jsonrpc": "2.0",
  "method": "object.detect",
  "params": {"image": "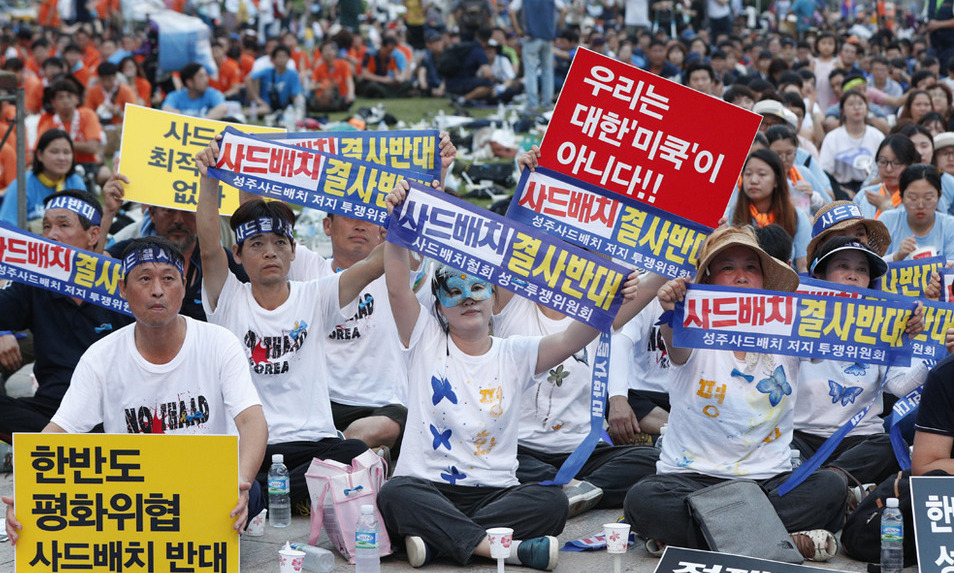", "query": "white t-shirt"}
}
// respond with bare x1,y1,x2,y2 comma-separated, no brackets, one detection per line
203,271,356,444
494,296,600,453
394,306,539,487
610,298,669,397
818,126,885,185
659,349,799,479
52,317,261,435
